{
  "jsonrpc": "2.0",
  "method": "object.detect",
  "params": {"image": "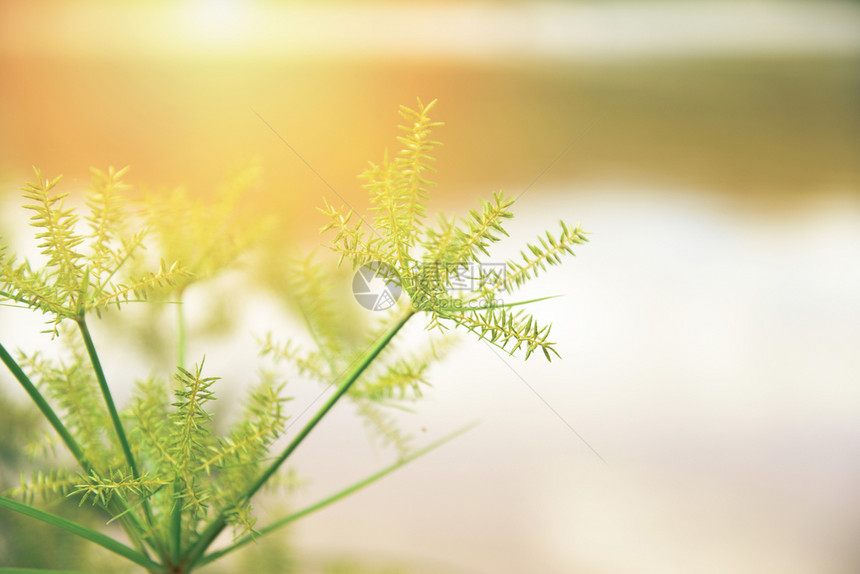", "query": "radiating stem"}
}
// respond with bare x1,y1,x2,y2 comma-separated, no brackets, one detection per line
76,318,139,478
0,344,153,555
171,478,182,564
0,496,163,572
183,308,416,568
198,422,476,566
75,318,163,556
0,341,88,465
